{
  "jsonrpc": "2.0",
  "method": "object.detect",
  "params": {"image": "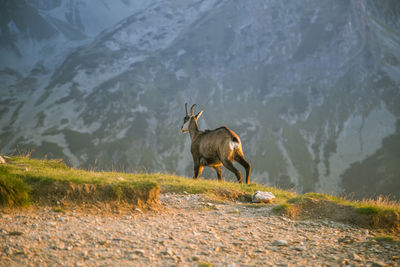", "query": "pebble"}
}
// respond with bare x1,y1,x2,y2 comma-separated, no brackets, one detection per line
368,261,386,267
273,240,288,246
351,252,362,261
294,246,303,251
134,249,145,256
